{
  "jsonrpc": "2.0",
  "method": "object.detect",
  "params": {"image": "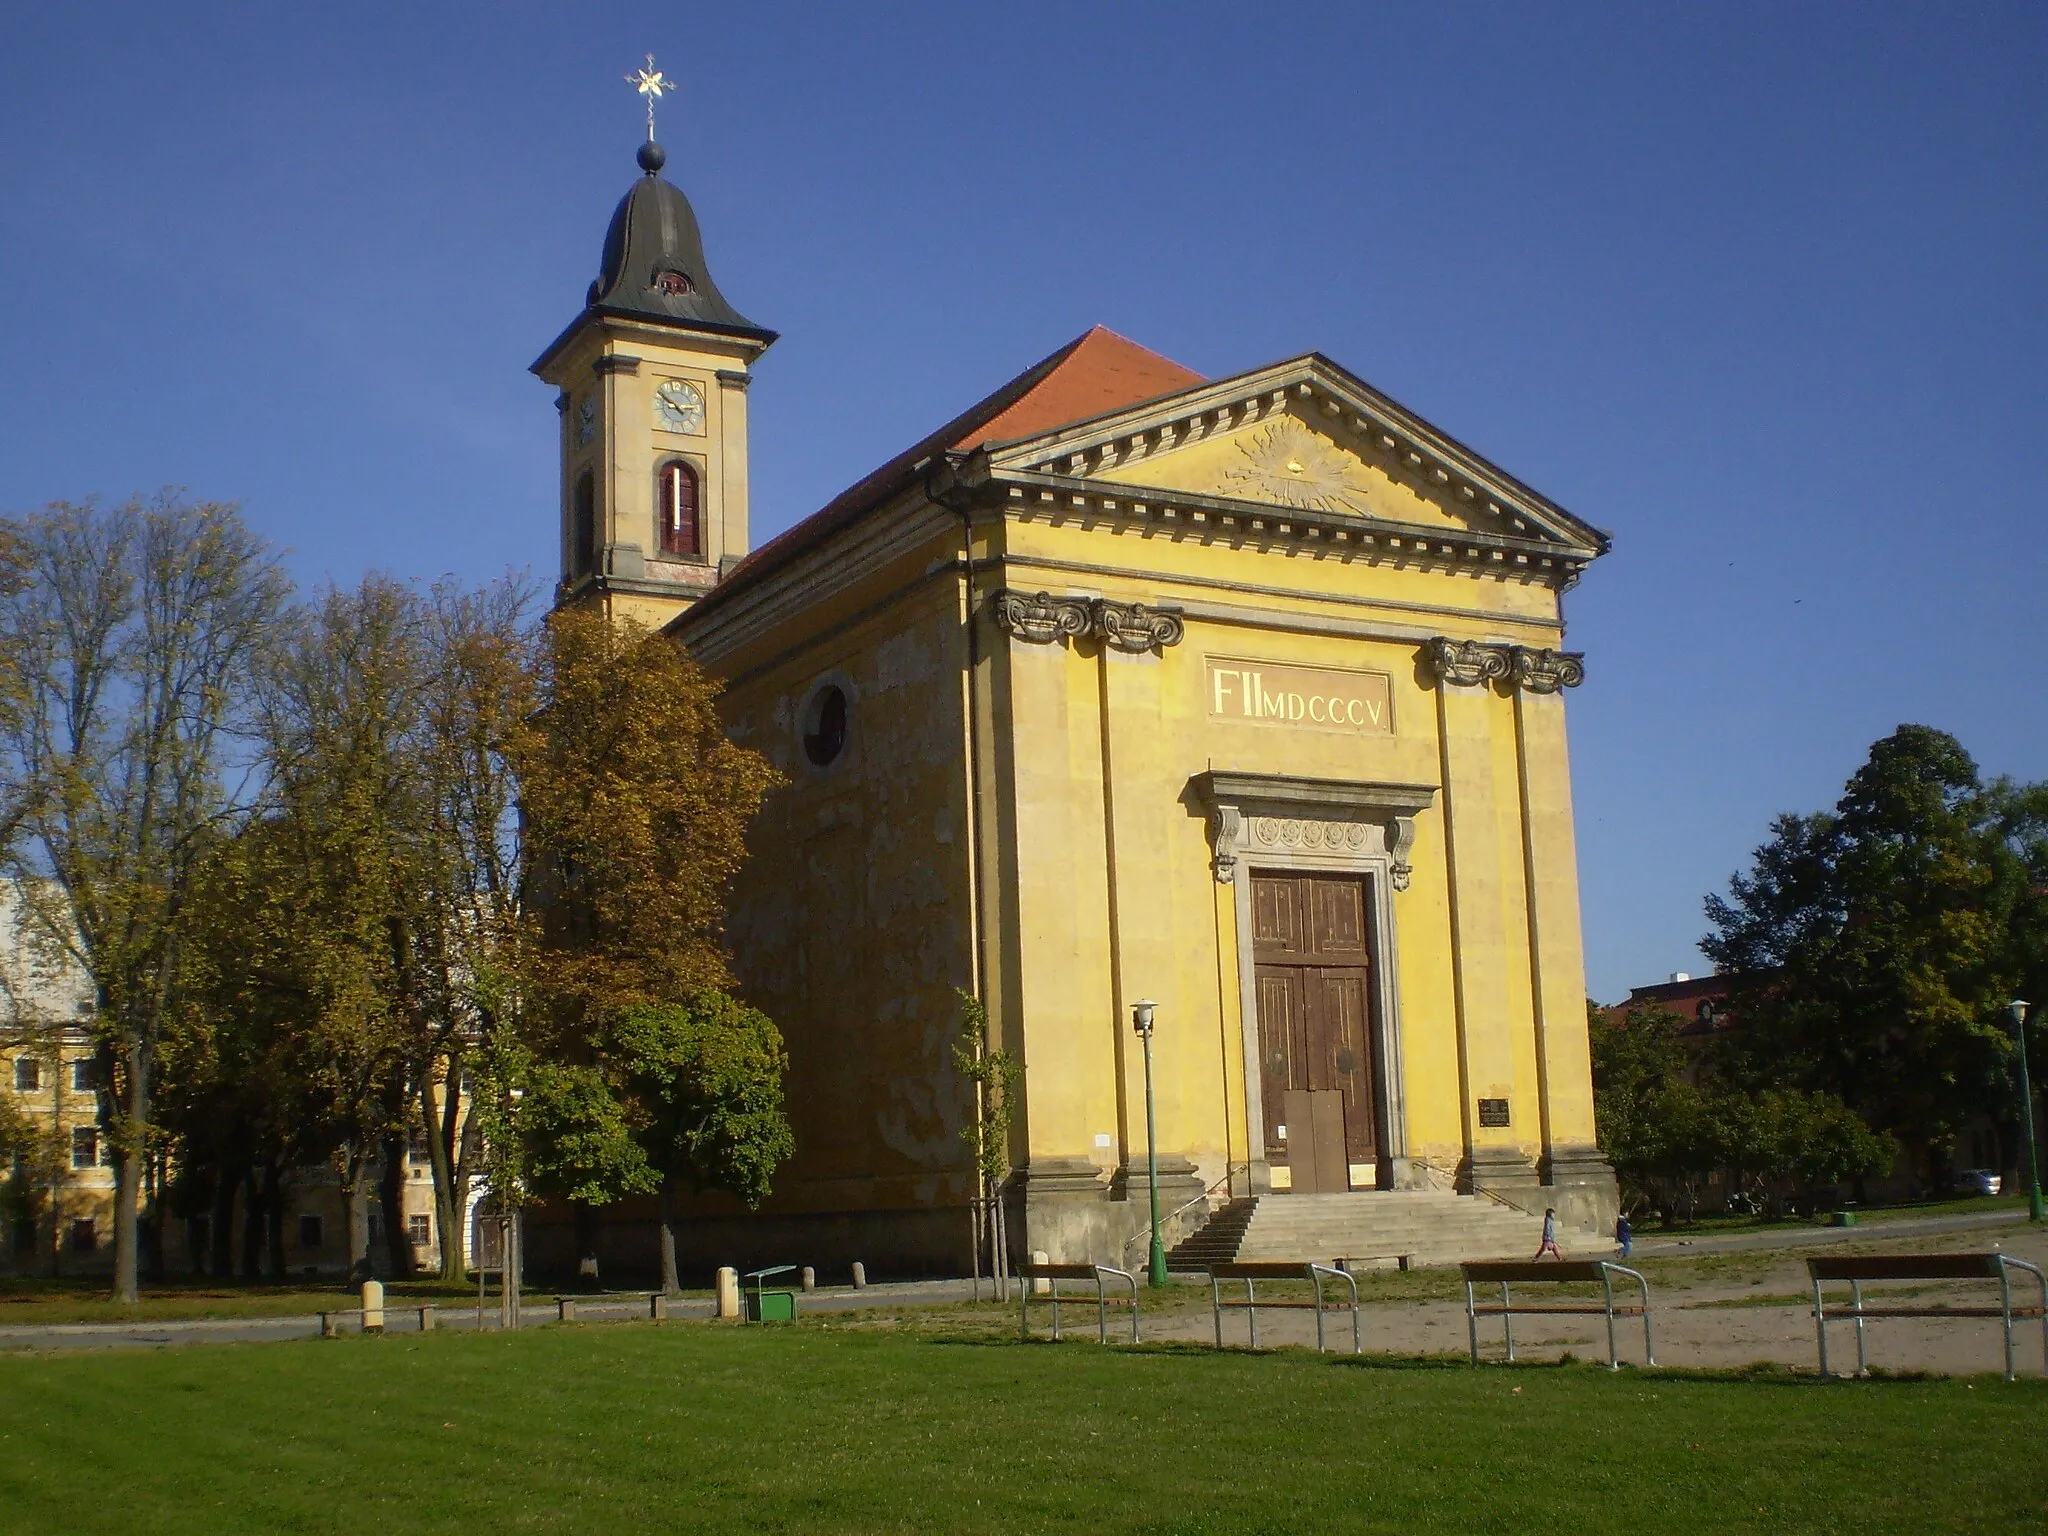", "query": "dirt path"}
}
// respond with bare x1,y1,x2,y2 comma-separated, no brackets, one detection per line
1132,1228,2048,1376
